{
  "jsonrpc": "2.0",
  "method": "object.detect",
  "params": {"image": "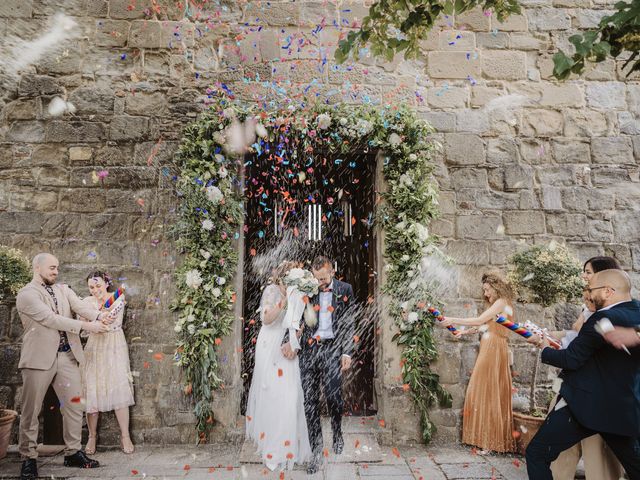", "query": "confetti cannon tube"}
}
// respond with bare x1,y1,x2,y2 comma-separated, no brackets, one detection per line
427,306,458,335
524,321,562,349
495,315,536,341
103,287,124,309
